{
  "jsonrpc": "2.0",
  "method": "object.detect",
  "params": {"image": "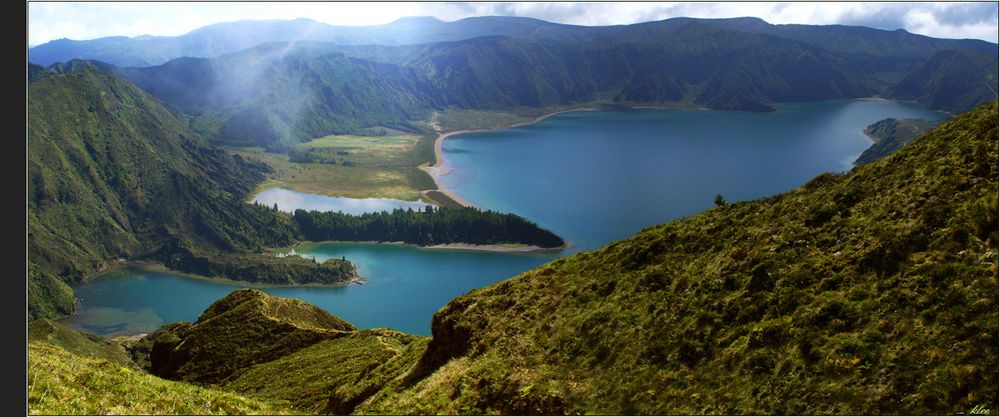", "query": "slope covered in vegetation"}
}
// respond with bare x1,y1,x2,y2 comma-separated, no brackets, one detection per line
27,64,563,321
855,117,940,165
131,289,429,414
28,319,290,415
886,49,999,114
356,101,998,414
28,319,133,366
27,65,355,320
28,342,291,415
131,288,354,384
